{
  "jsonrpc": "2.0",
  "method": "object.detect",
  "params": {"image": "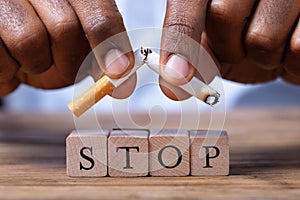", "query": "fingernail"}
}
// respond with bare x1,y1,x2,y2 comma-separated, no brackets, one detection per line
104,49,129,76
164,54,192,81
